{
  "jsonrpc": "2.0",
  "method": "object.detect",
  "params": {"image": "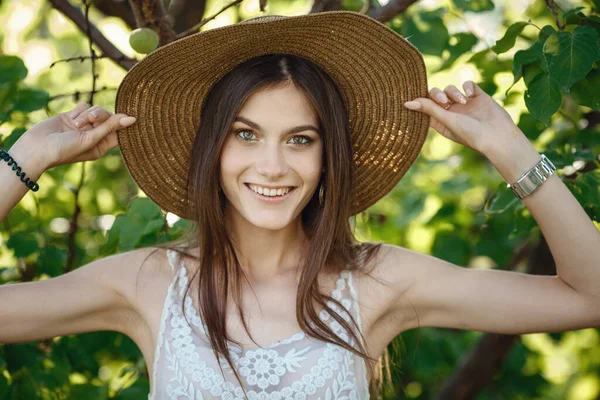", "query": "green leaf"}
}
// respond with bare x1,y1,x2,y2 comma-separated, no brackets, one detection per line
562,7,586,24
485,183,520,215
492,21,529,54
0,55,28,85
103,198,164,252
543,148,573,169
475,214,517,267
13,88,49,113
6,231,39,258
1,127,27,150
452,0,494,12
566,181,600,221
431,230,472,266
584,14,600,38
401,9,450,57
573,170,600,205
543,25,600,92
67,383,109,400
394,190,427,227
115,380,150,400
524,72,562,125
510,47,539,89
0,81,19,117
438,33,478,71
572,128,600,148
0,371,8,400
533,25,557,73
570,67,600,110
510,207,537,239
522,63,544,87
517,113,547,140
37,247,68,277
